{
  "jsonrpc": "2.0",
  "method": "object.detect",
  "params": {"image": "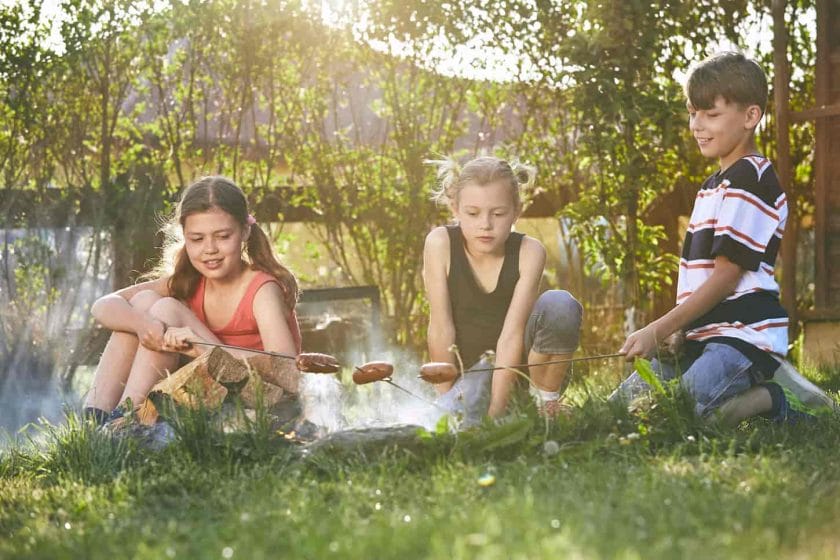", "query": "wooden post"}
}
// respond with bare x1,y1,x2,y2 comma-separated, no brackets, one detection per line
772,0,797,333
813,0,830,308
